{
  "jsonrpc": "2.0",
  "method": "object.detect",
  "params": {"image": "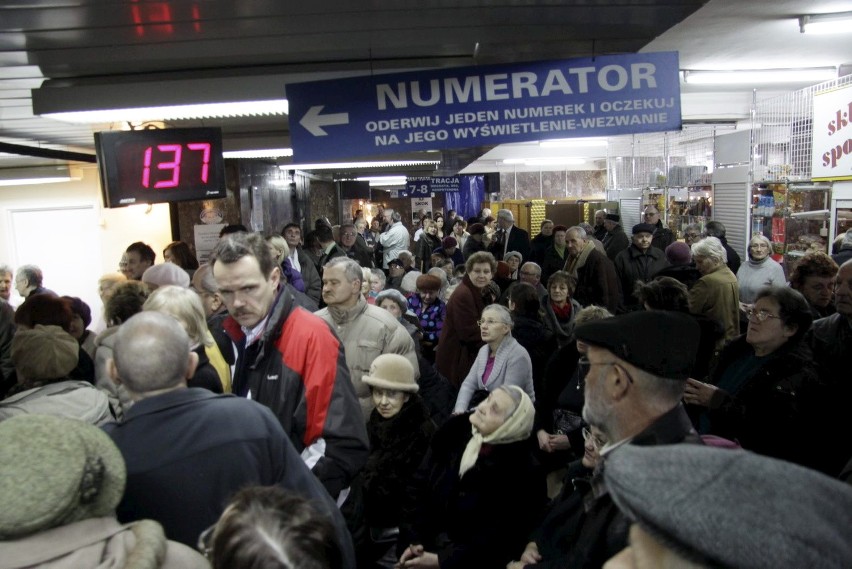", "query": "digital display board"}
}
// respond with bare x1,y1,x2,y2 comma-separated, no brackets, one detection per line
95,127,226,208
